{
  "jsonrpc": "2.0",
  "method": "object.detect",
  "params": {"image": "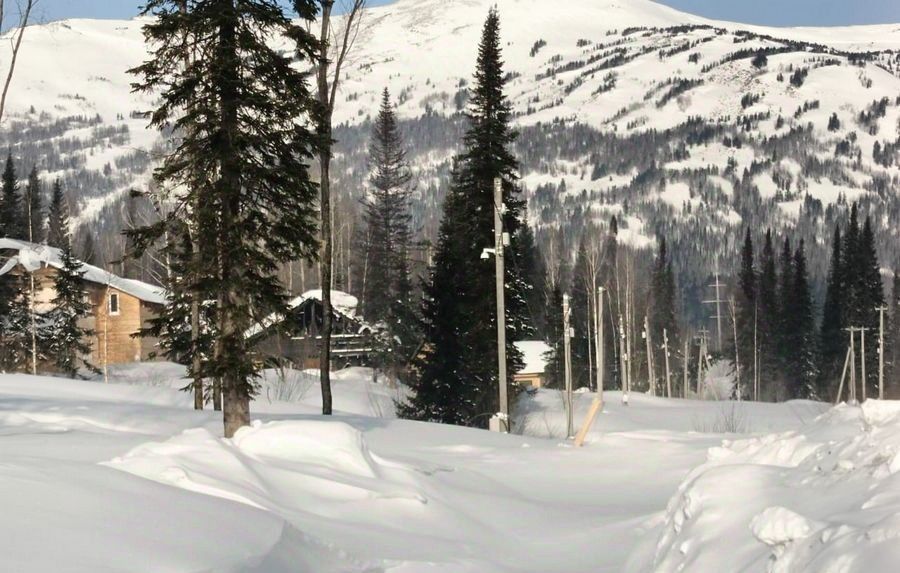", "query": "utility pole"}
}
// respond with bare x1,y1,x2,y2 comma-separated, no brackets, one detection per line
644,315,655,396
596,287,605,401
848,327,857,403
861,327,867,402
619,315,629,405
729,297,741,400
702,270,727,352
753,302,759,402
878,306,887,400
574,287,607,447
696,328,709,397
491,177,509,433
835,345,852,405
663,328,672,398
563,294,574,438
